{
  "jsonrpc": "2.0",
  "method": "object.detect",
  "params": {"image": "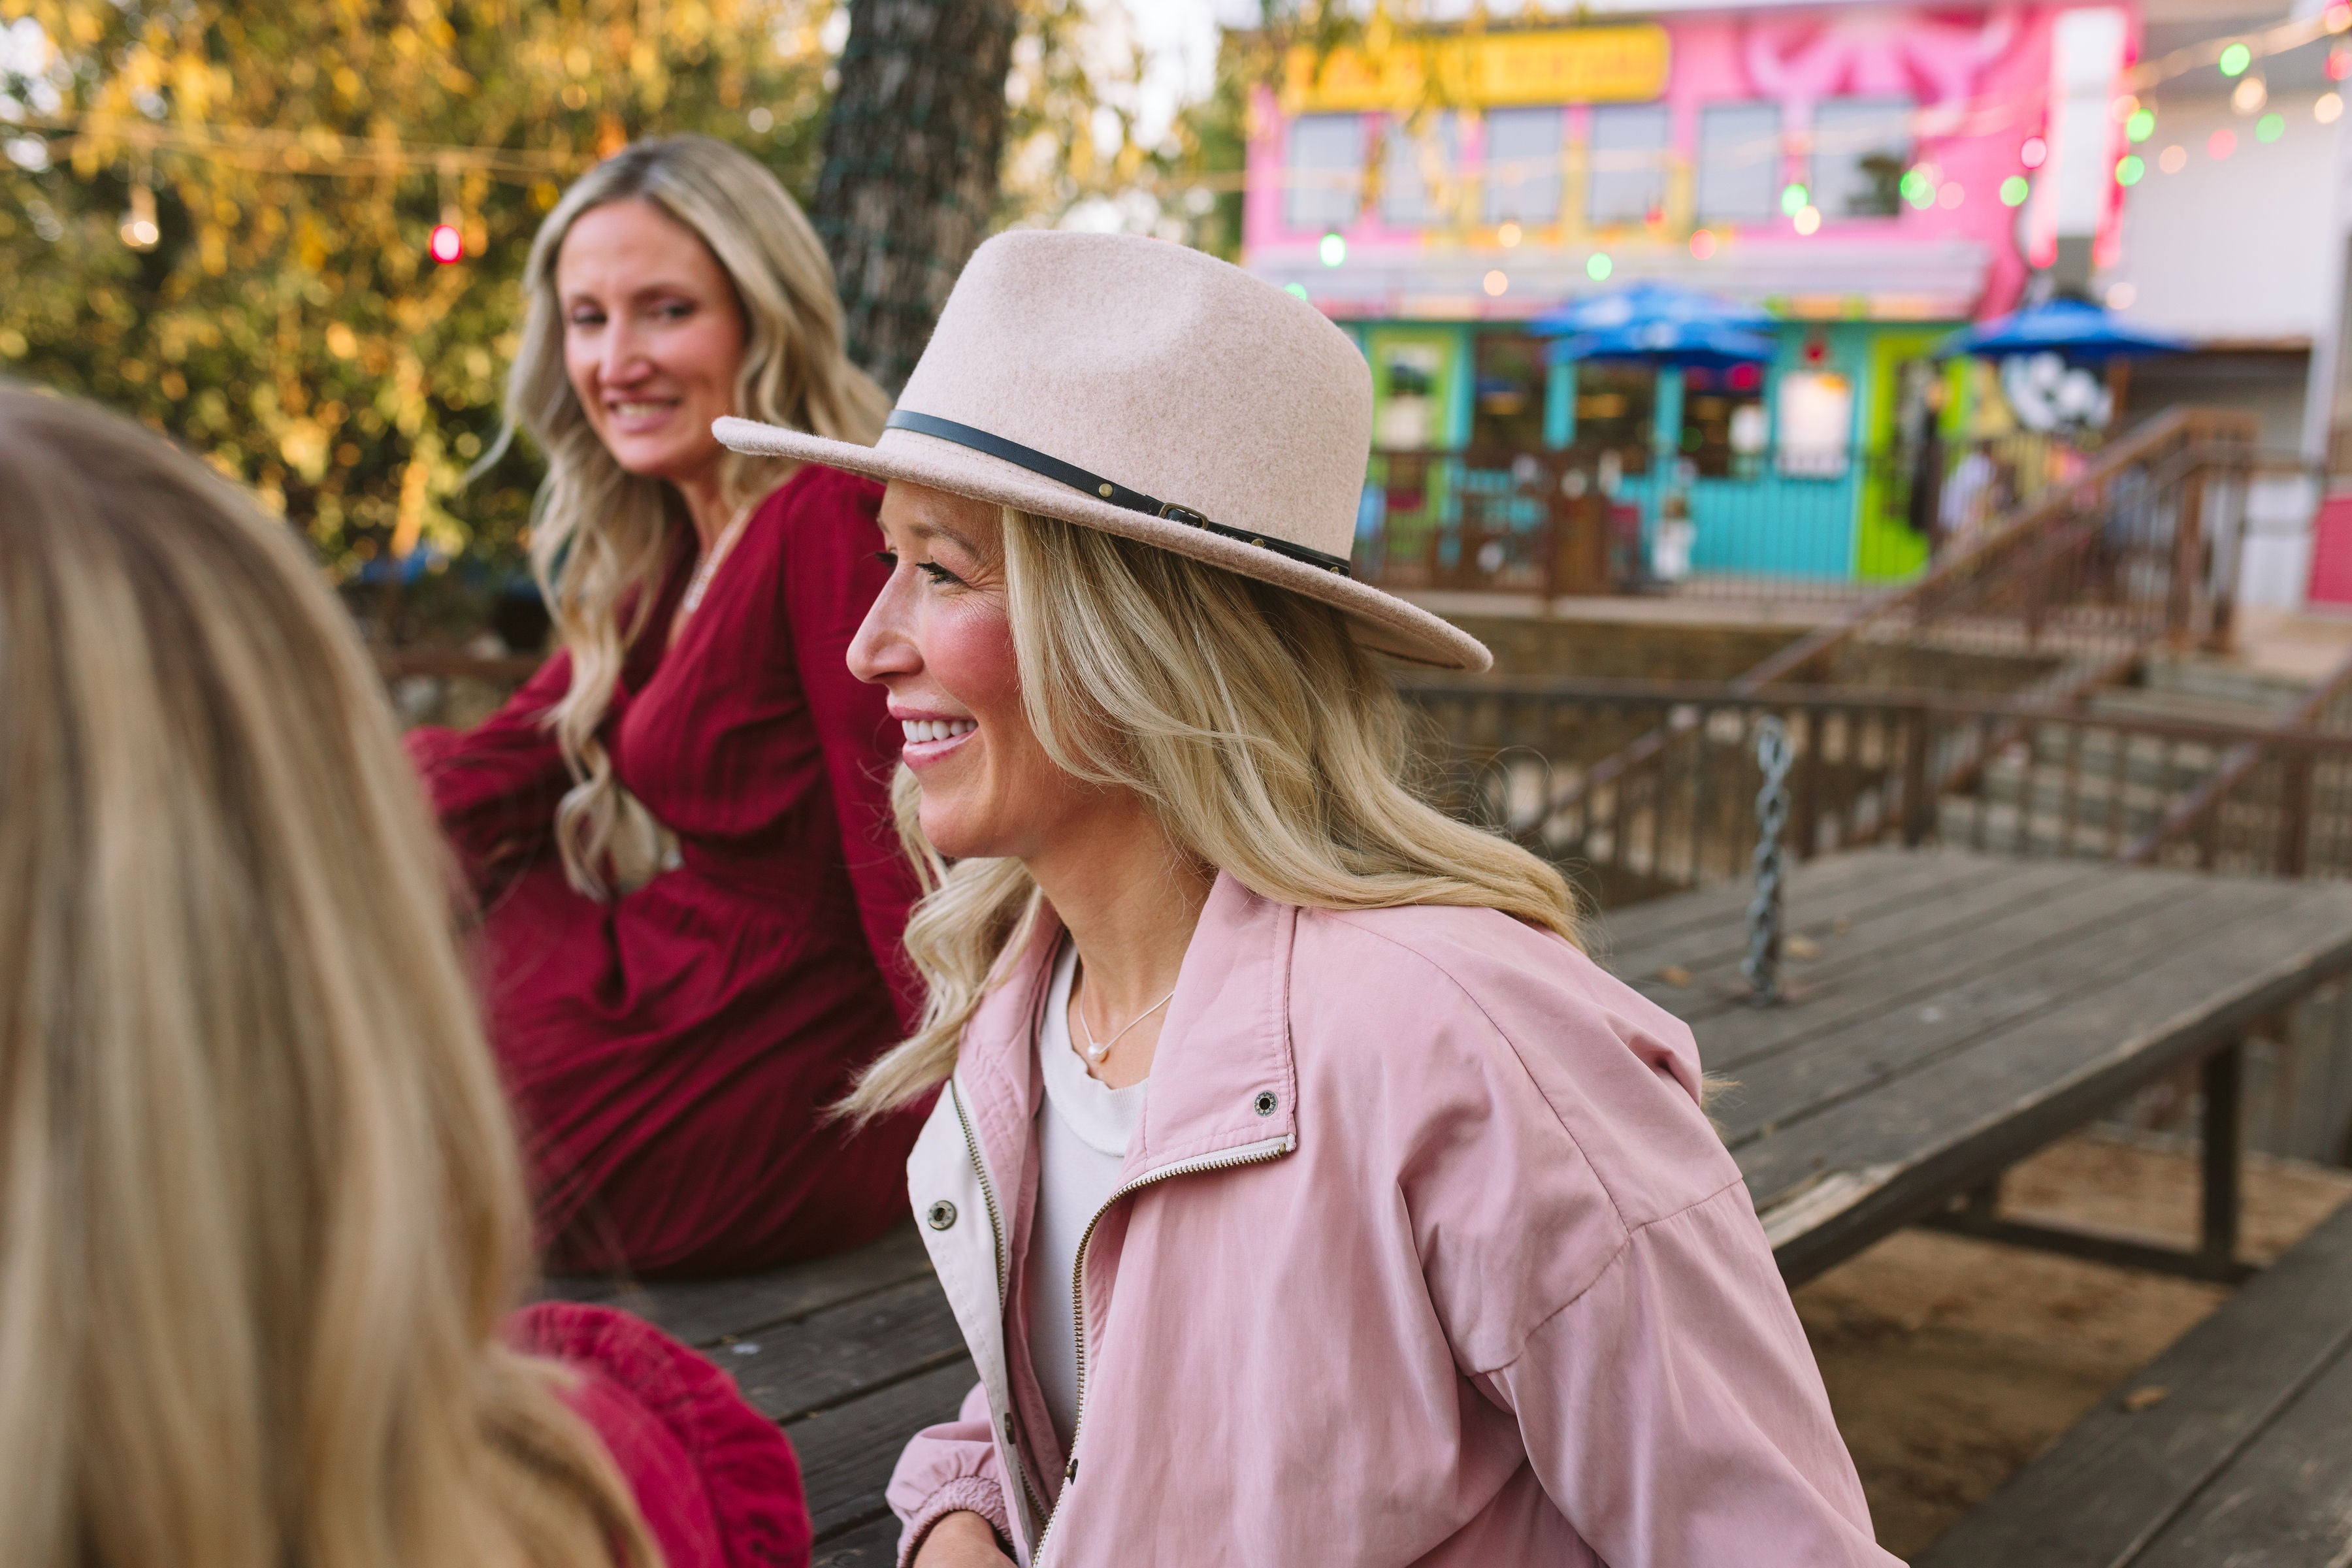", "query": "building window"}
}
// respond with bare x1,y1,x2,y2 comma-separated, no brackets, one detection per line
1679,363,1769,478
1373,336,1450,449
1695,103,1780,225
1472,332,1549,449
1286,113,1363,233
1777,371,1854,477
1381,112,1461,228
1482,106,1563,226
1588,104,1670,226
1811,98,1912,218
1573,362,1655,476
